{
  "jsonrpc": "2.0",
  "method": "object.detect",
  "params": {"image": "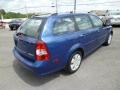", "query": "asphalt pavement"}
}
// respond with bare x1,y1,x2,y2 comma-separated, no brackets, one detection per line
0,27,120,90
